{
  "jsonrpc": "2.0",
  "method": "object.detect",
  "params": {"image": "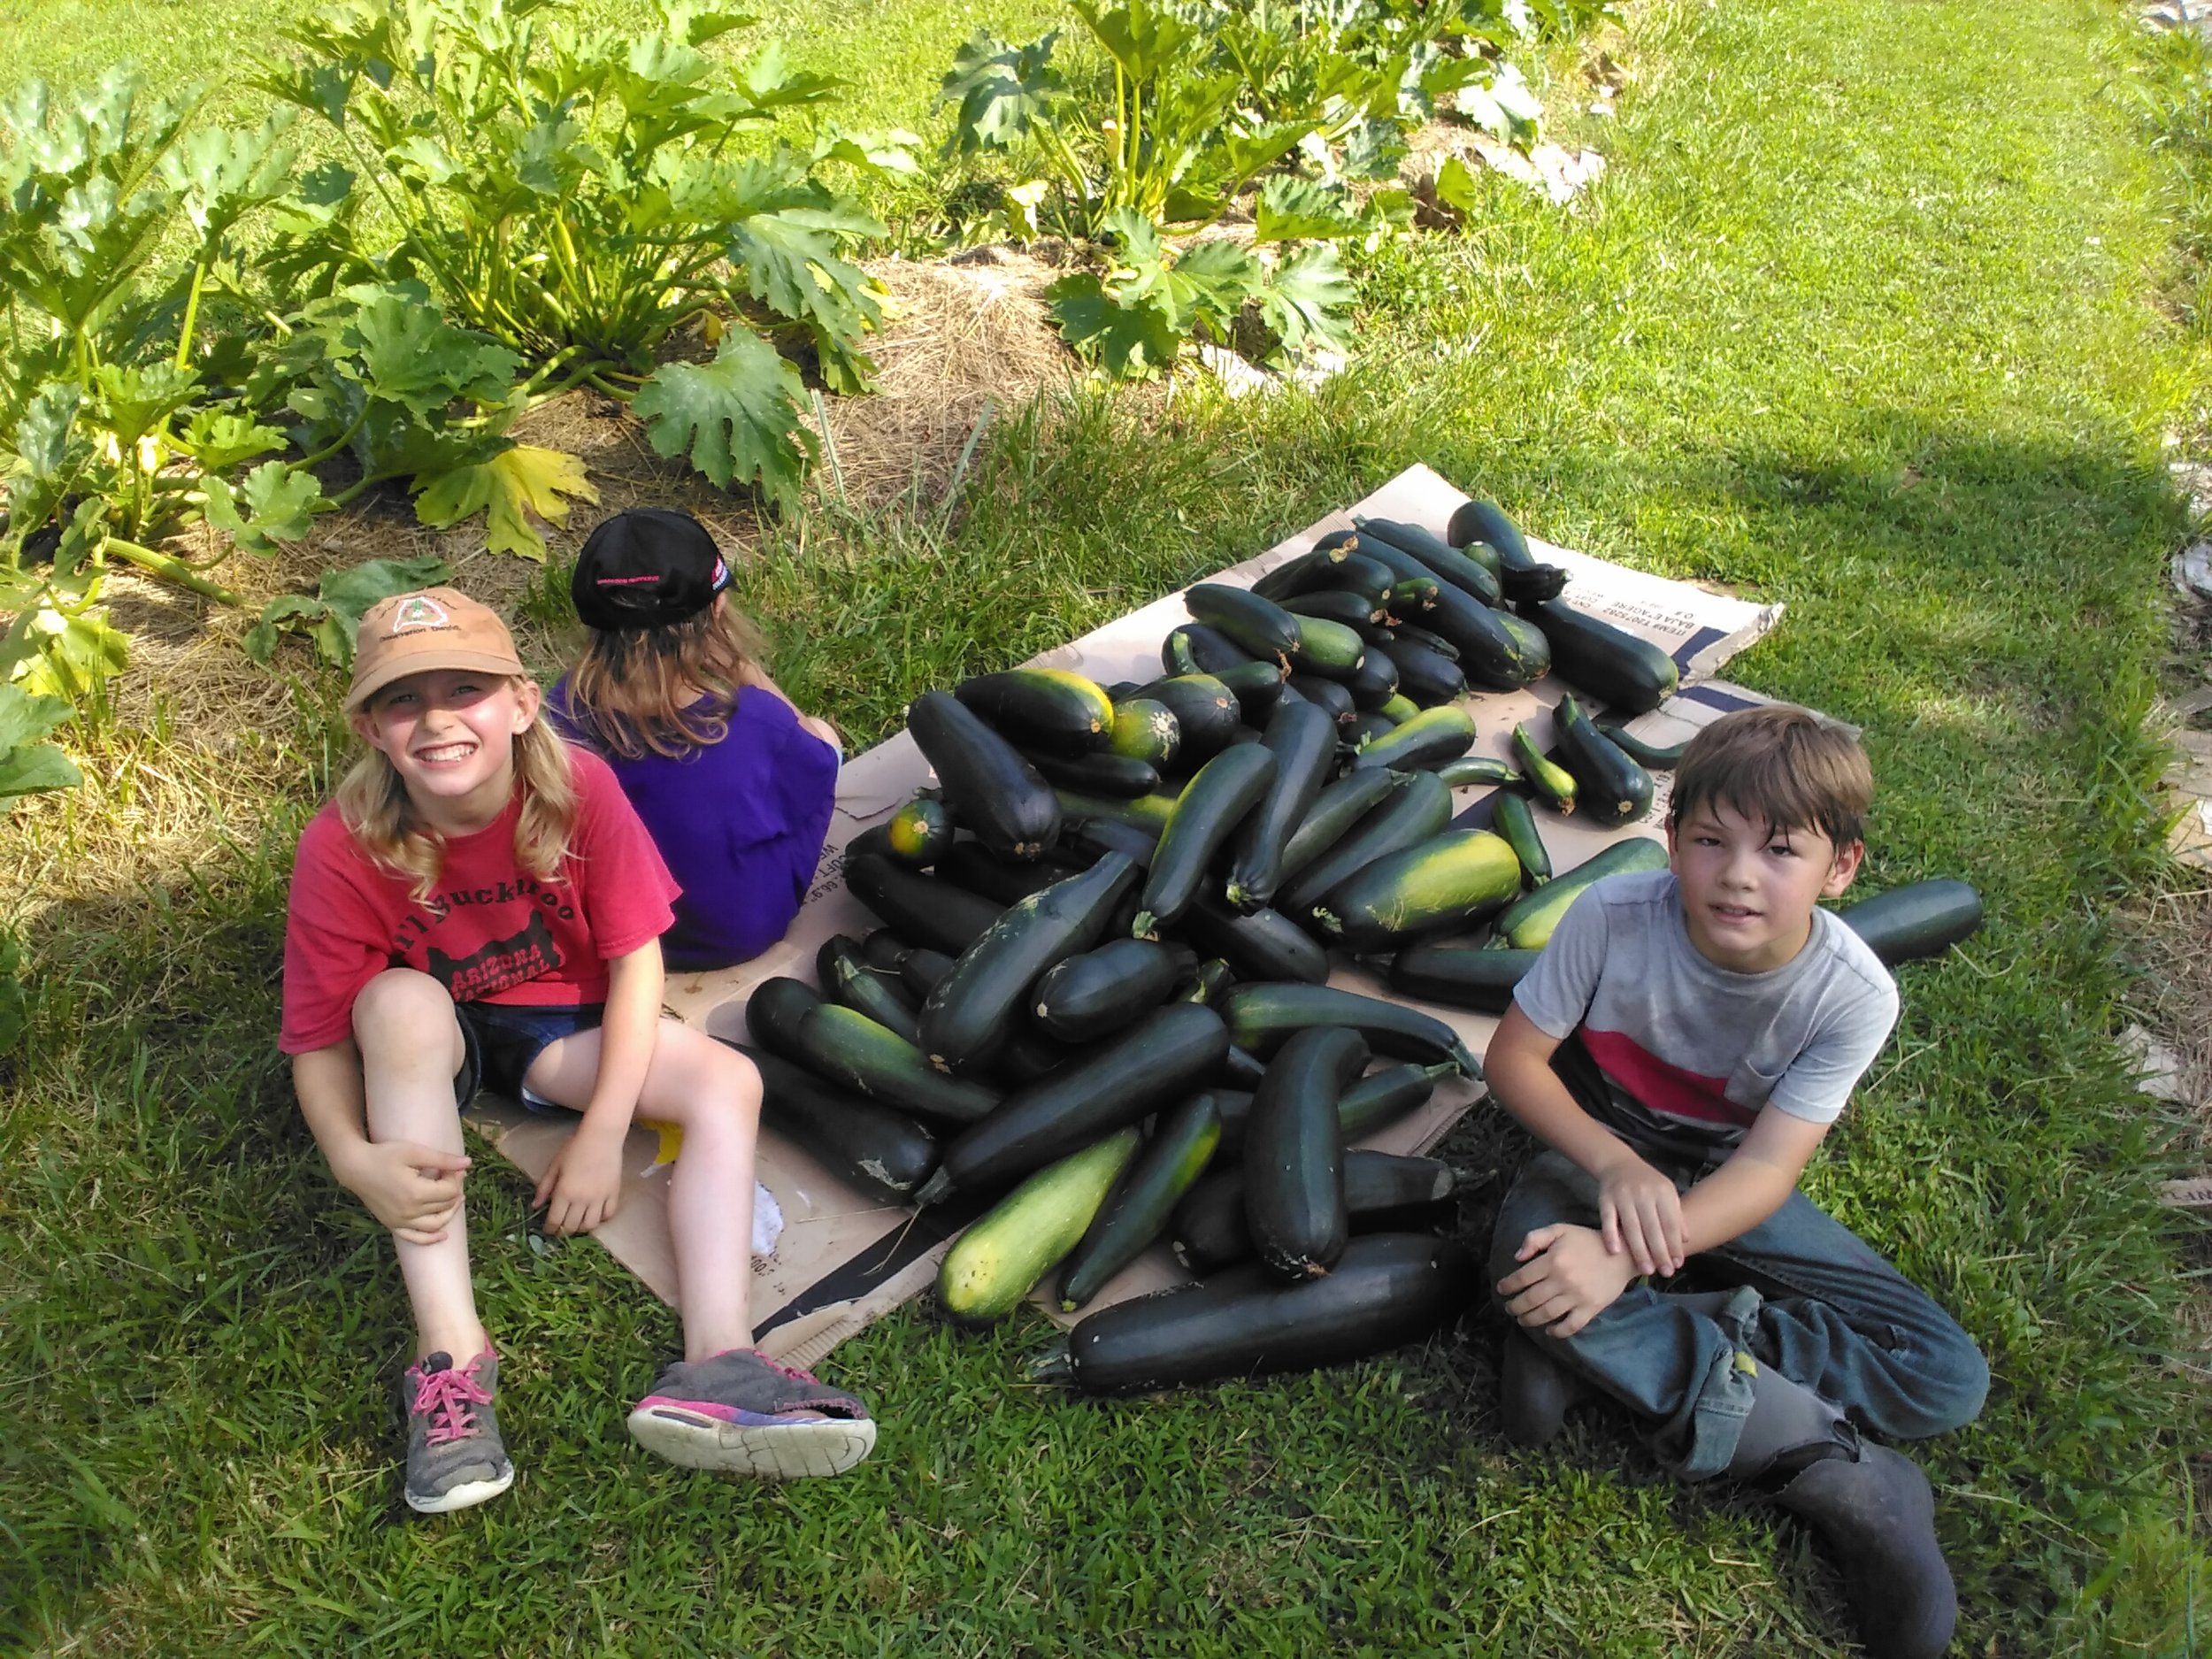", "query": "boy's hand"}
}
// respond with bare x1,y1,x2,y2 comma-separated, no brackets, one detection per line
1594,1152,1686,1277
534,1121,626,1236
1498,1224,1640,1338
338,1141,472,1245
